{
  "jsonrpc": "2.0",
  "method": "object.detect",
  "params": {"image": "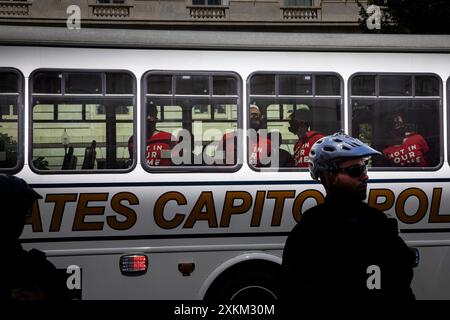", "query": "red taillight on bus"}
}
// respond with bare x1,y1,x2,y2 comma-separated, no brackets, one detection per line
120,254,148,276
